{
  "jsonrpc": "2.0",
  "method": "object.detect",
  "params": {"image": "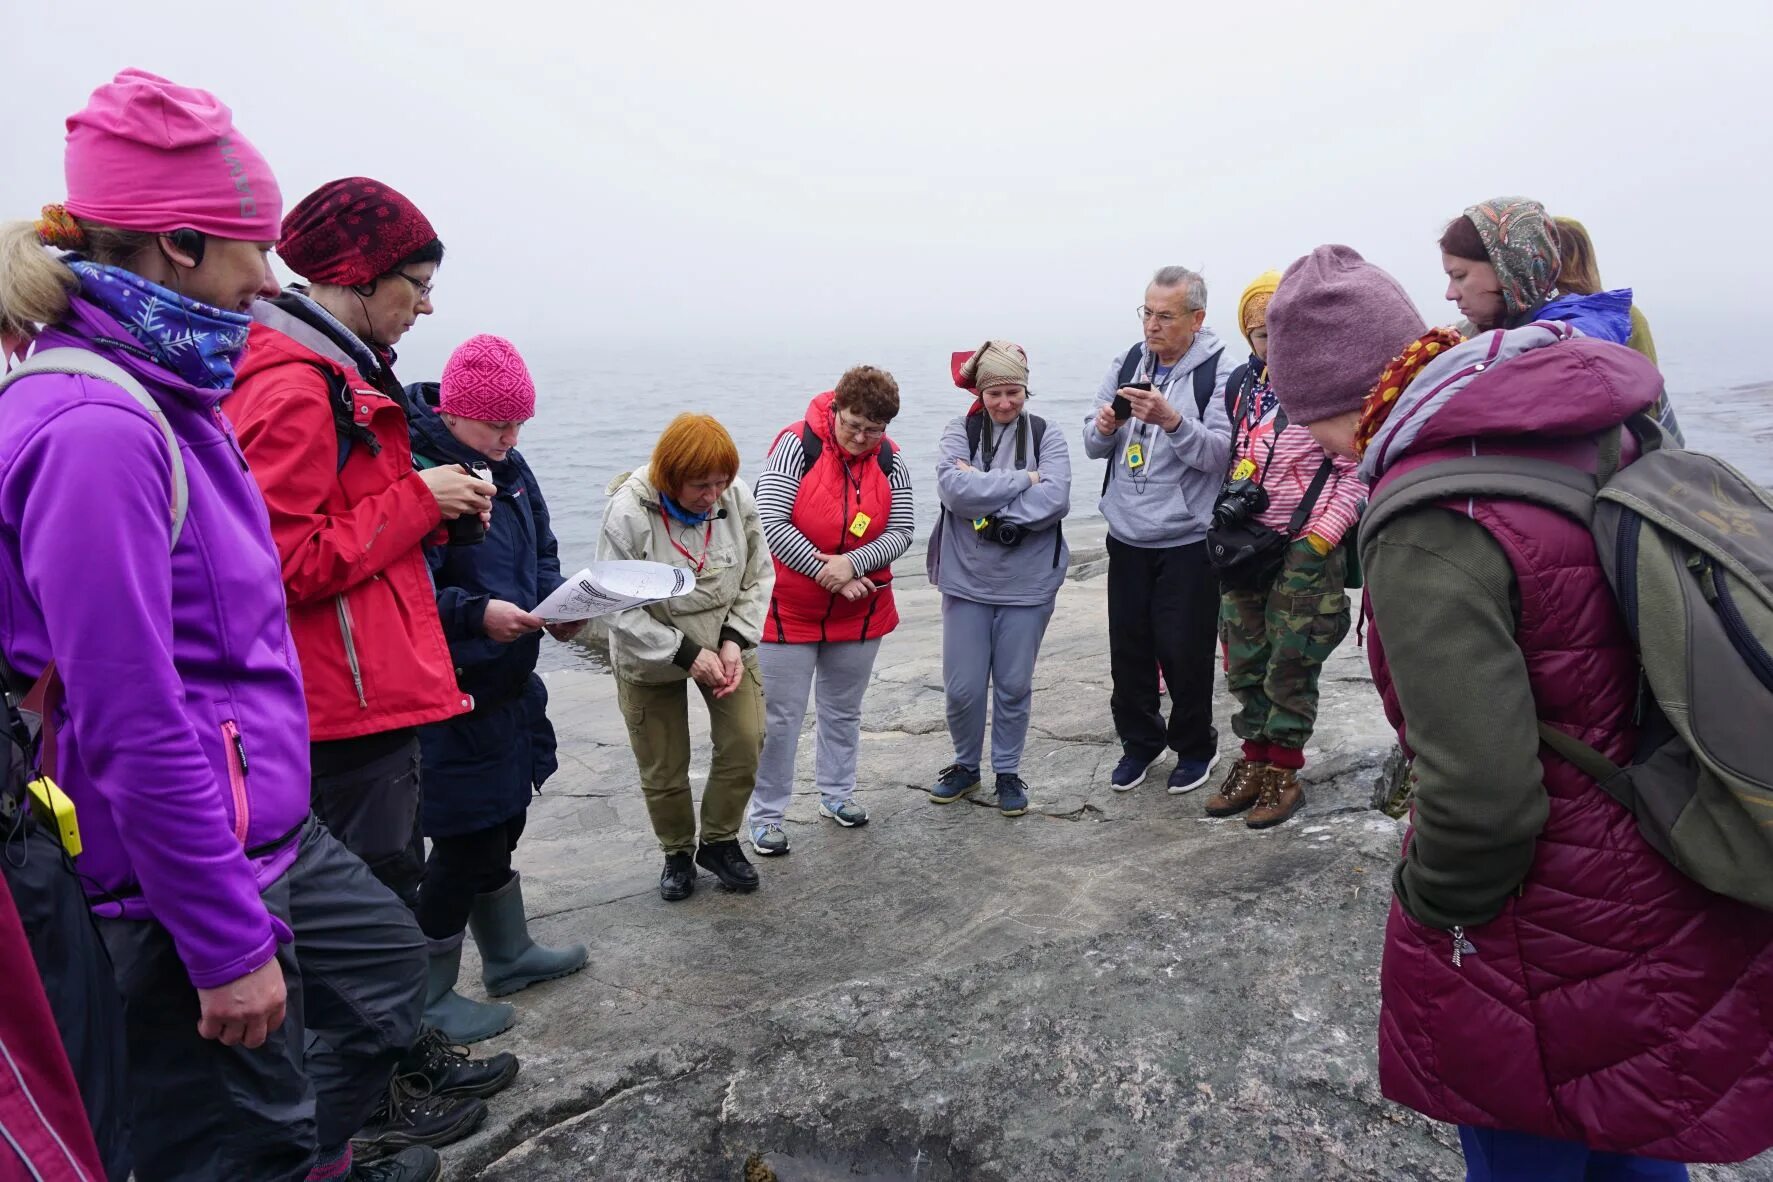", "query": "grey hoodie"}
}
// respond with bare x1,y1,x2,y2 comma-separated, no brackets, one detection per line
1080,328,1237,548
926,410,1072,606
